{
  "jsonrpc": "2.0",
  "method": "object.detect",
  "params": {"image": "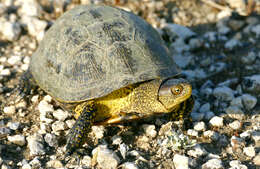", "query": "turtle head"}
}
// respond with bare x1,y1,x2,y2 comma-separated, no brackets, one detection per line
158,78,193,112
